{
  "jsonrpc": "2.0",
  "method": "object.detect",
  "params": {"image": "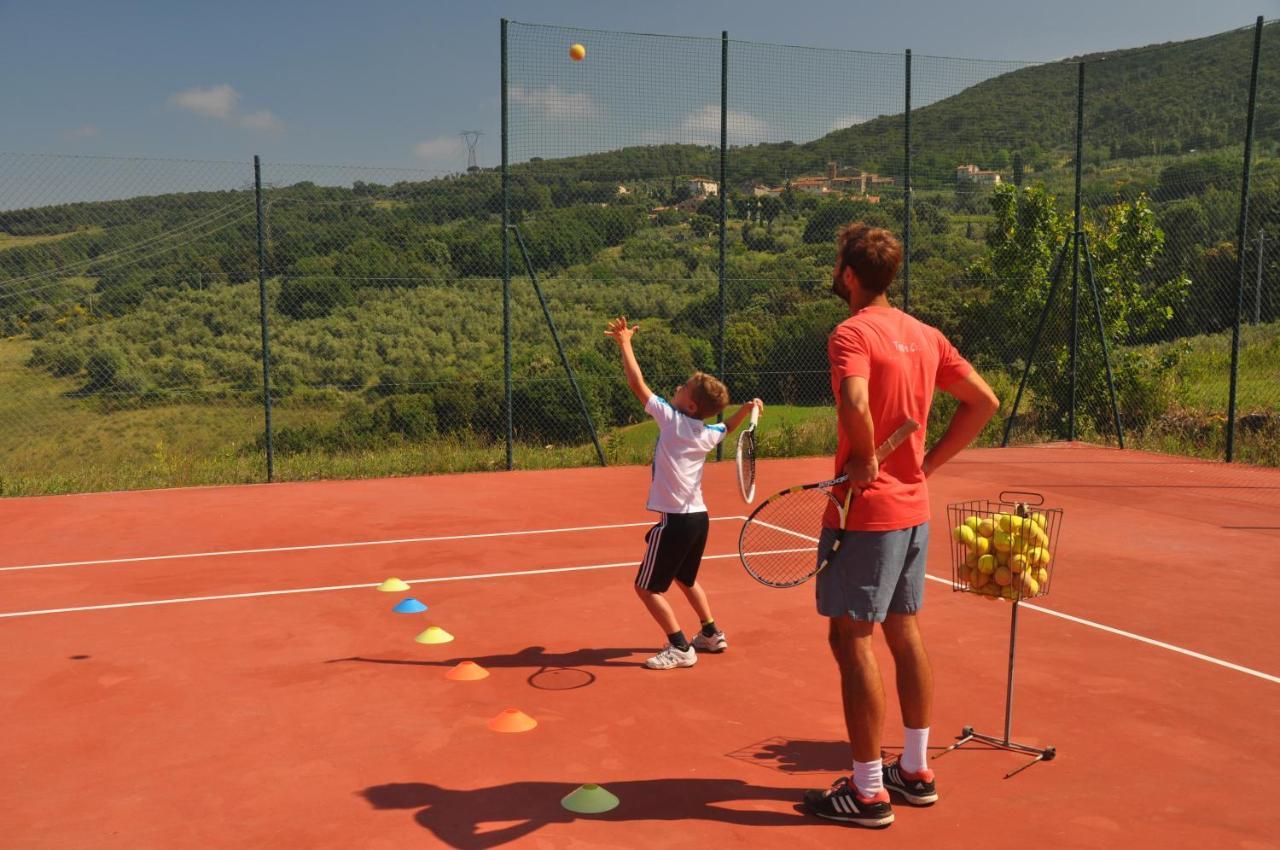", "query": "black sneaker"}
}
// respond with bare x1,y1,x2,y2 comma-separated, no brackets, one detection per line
802,777,894,828
883,761,938,806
